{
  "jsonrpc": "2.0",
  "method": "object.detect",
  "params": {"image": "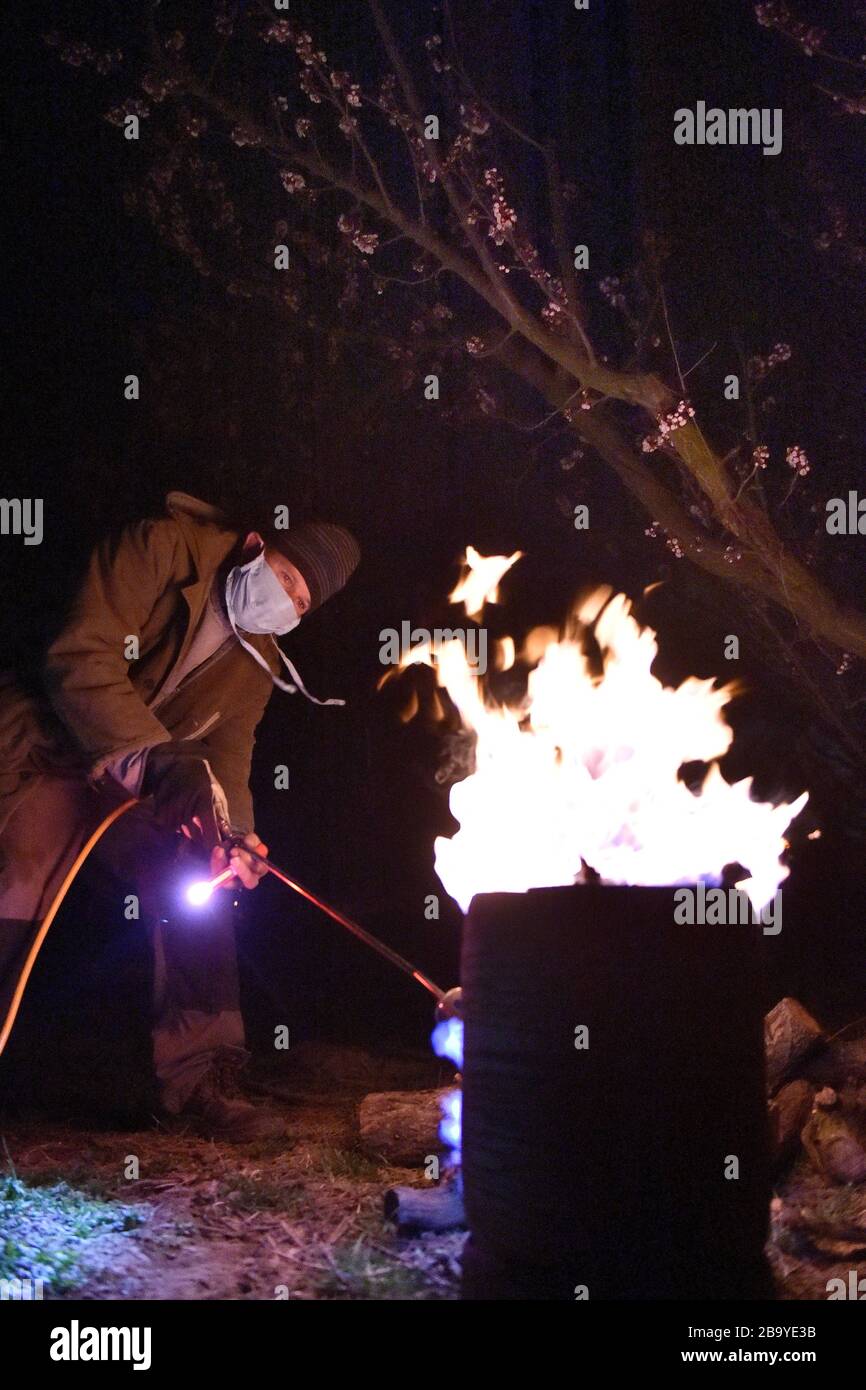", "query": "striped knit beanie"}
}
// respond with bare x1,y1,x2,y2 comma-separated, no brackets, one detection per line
269,522,360,612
